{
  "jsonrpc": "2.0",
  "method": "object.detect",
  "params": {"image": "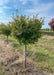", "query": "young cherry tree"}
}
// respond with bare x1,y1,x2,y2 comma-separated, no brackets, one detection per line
0,23,6,34
2,24,11,44
12,11,44,68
